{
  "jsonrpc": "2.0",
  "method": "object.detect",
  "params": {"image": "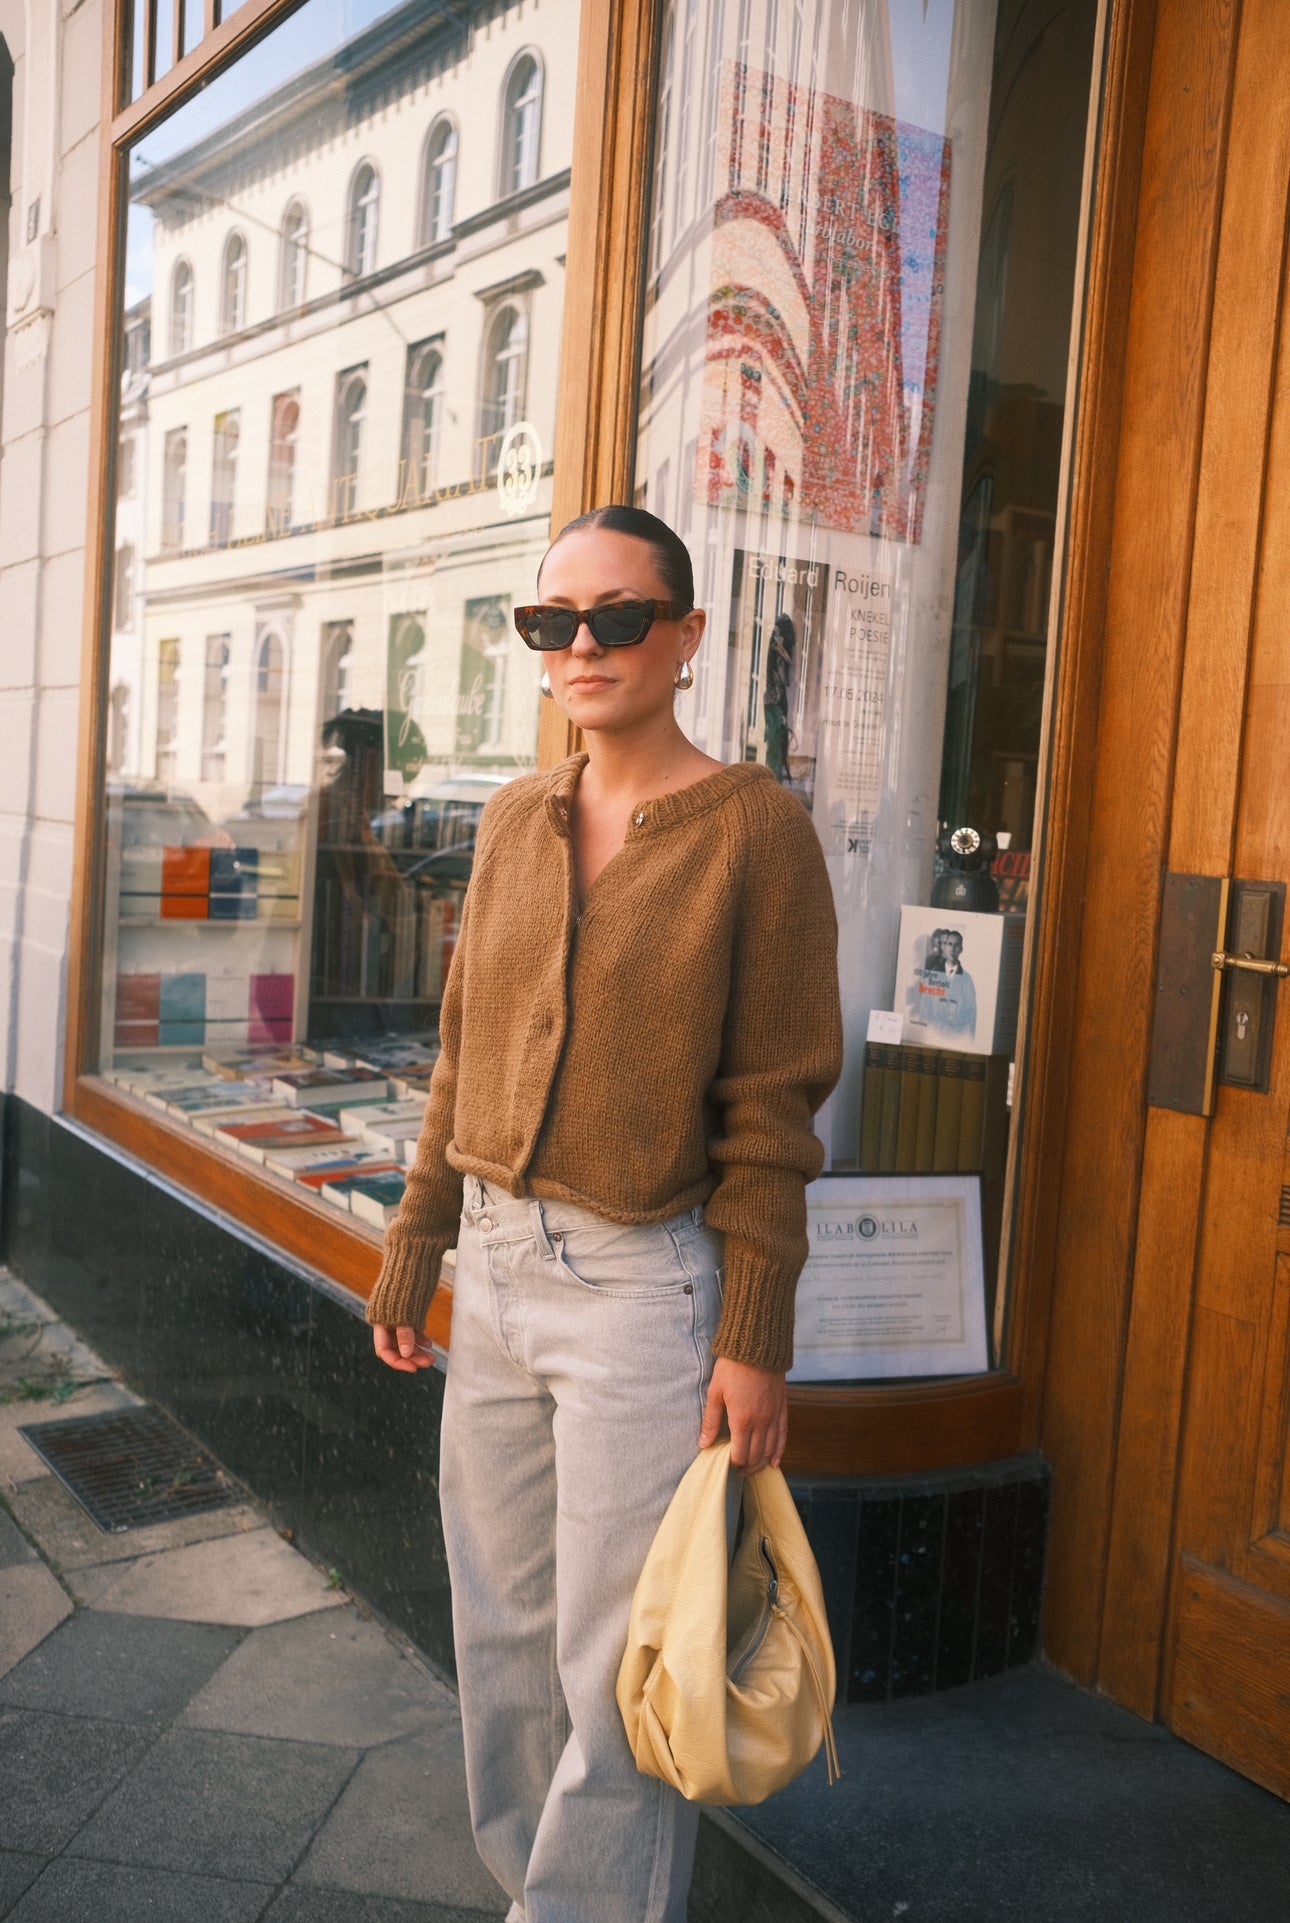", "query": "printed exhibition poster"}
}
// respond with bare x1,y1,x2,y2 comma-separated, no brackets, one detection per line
788,1174,989,1381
